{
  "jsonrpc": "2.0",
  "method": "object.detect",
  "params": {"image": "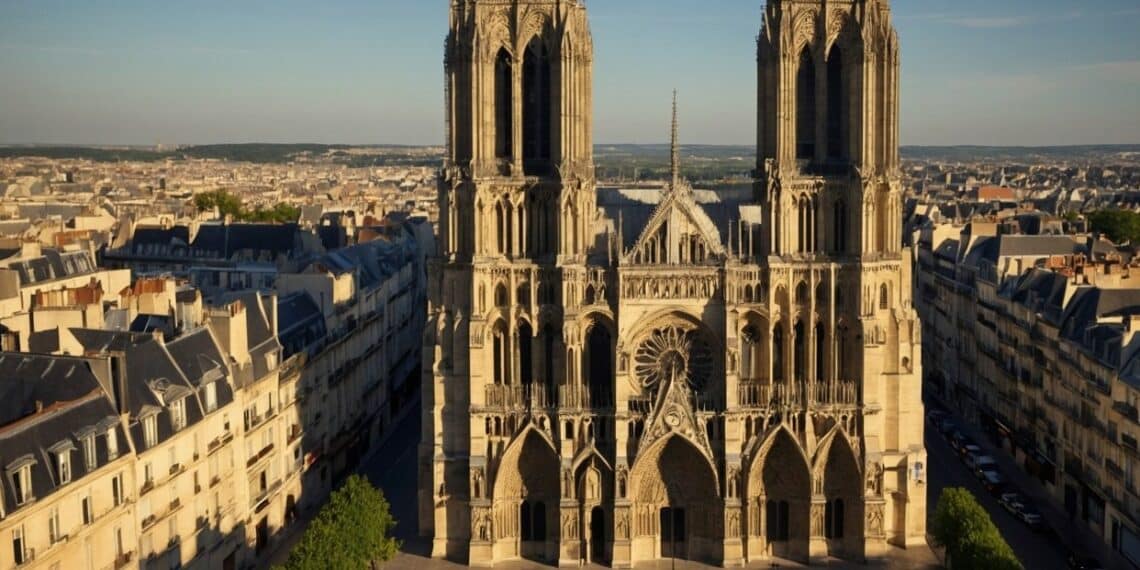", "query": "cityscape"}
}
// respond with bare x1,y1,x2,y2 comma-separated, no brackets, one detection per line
0,1,1138,569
